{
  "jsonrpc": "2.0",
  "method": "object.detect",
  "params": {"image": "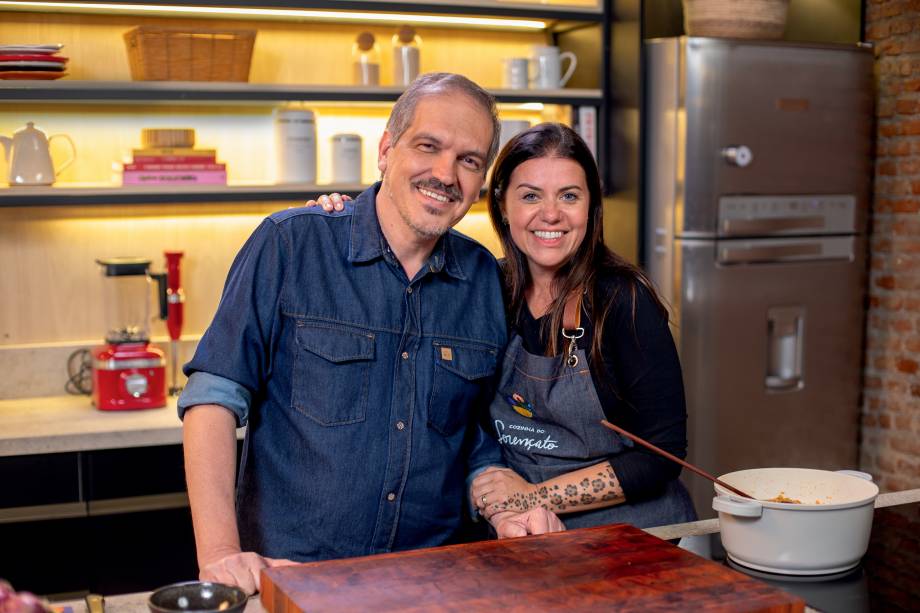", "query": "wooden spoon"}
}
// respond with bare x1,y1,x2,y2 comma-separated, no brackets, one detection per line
600,419,756,500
